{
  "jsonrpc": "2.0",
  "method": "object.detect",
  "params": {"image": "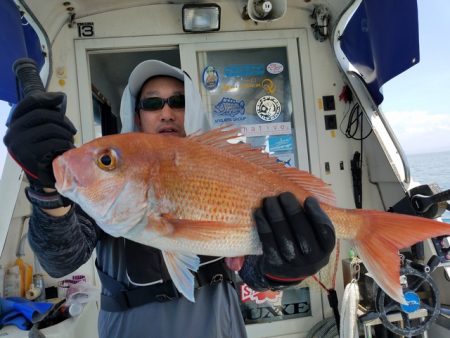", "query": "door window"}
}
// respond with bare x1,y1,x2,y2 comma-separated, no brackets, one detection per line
197,47,297,168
